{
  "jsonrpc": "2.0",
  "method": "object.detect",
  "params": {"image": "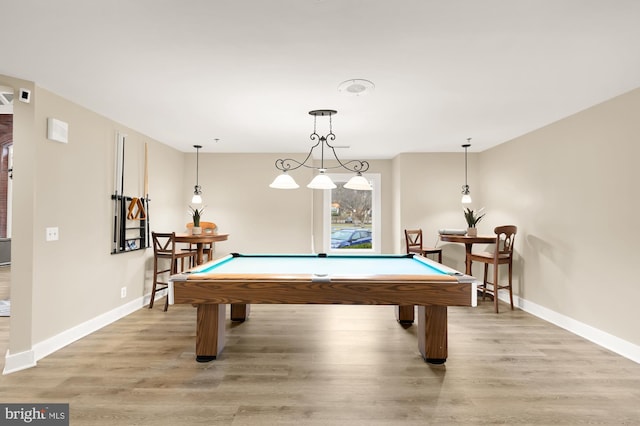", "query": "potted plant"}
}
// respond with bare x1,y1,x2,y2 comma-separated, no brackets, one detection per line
189,205,205,235
463,207,485,237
